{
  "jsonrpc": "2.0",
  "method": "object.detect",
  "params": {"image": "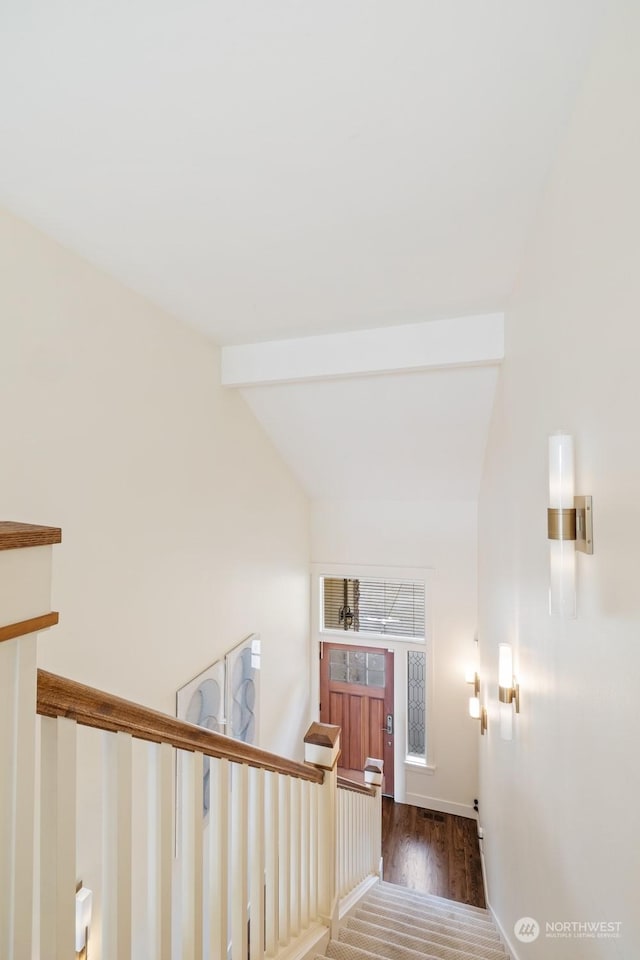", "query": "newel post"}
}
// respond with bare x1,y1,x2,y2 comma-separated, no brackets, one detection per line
364,758,384,878
303,722,341,931
0,522,61,960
